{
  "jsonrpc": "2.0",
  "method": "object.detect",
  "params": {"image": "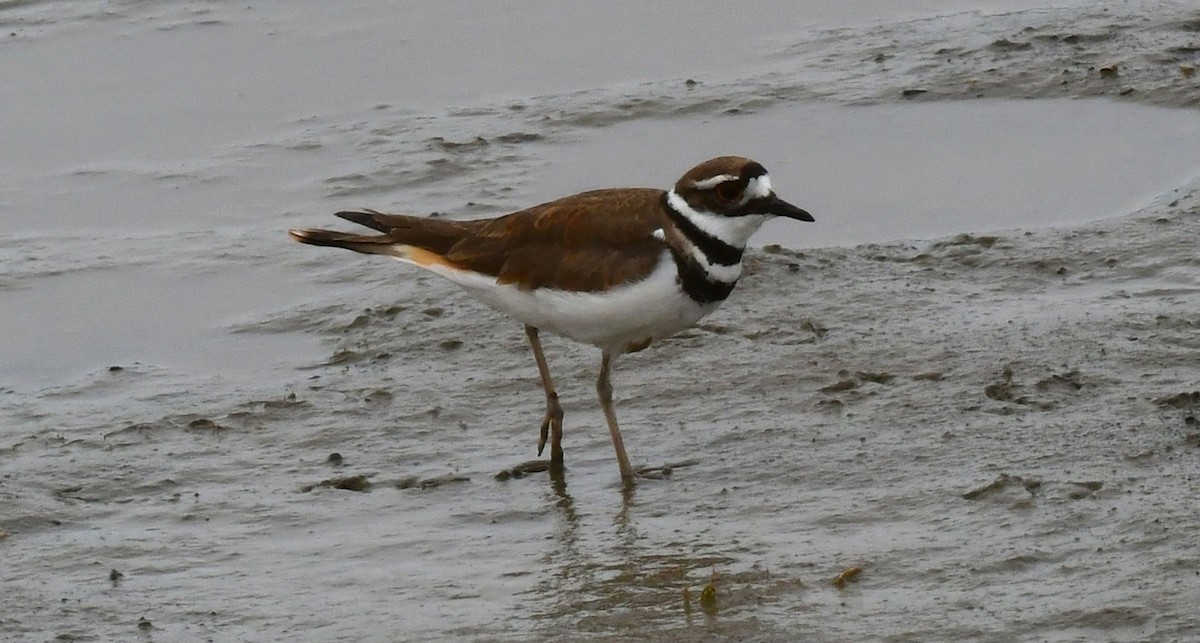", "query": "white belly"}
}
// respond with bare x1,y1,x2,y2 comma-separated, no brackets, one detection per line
413,250,720,353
